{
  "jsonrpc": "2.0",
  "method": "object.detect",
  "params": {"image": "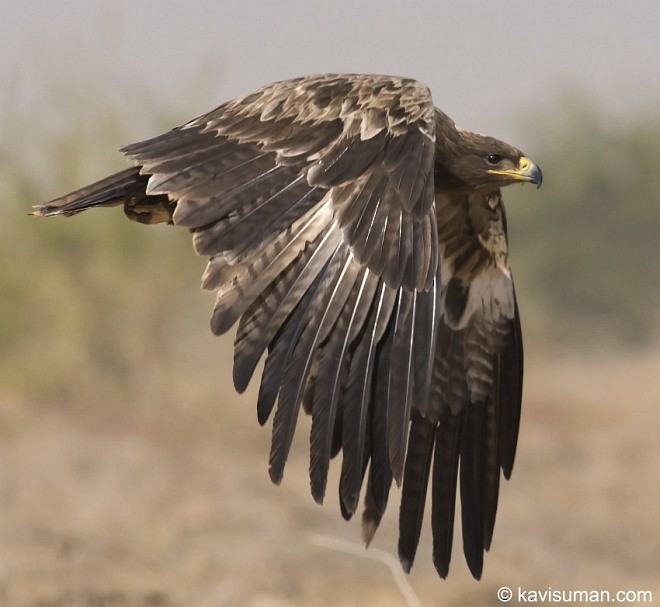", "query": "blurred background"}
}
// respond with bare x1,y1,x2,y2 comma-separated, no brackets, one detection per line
1,1,659,606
